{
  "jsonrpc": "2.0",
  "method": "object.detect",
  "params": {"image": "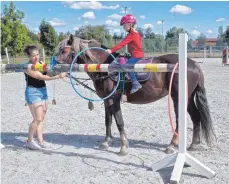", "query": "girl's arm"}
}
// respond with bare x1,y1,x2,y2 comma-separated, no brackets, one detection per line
25,70,66,81
110,33,133,53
